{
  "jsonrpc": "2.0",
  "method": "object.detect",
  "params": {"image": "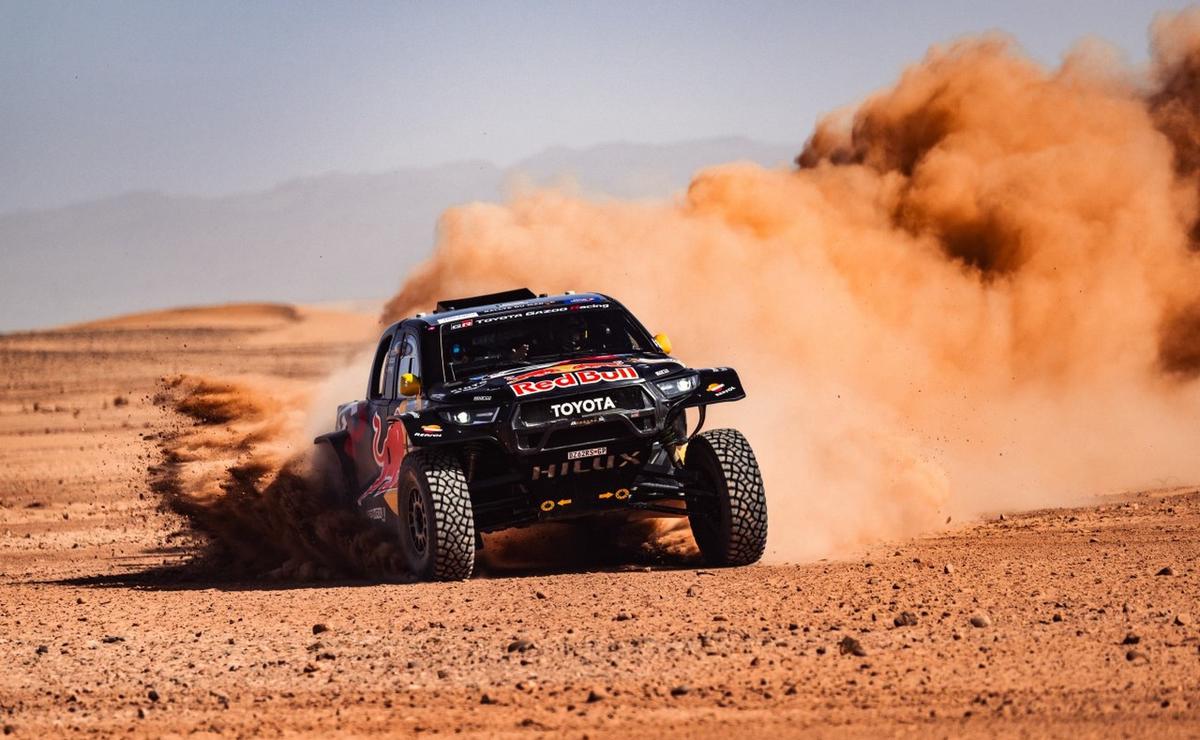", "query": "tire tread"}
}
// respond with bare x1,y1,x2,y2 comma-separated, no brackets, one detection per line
408,451,475,580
